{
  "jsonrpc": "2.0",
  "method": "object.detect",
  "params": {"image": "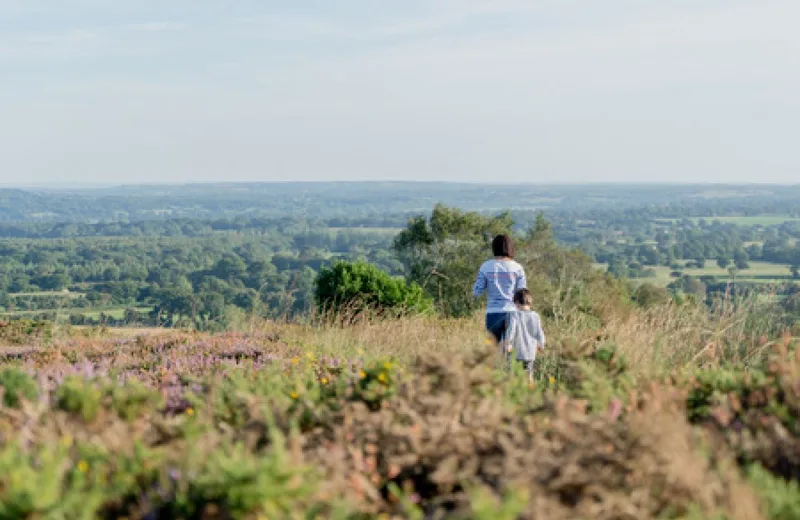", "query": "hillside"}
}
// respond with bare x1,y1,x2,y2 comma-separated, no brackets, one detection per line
0,295,798,519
